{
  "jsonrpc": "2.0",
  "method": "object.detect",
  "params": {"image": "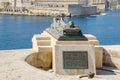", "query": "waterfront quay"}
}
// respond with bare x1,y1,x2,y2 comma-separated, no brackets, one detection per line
0,11,35,16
